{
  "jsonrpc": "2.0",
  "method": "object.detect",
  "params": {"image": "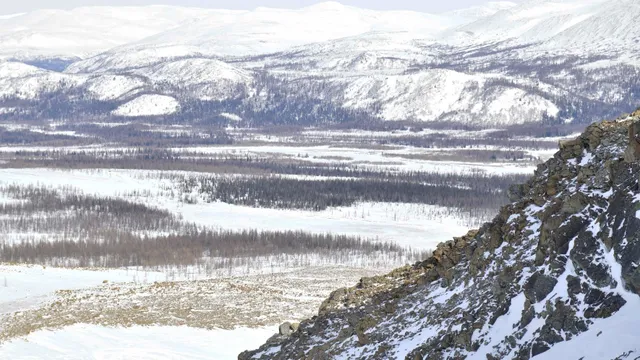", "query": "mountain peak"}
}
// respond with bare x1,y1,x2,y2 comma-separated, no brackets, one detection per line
303,1,348,11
